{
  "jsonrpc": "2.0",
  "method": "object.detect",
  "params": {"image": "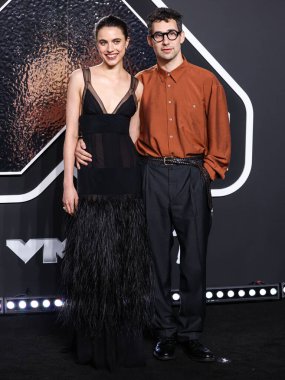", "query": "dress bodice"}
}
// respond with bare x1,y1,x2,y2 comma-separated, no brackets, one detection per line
77,68,141,197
